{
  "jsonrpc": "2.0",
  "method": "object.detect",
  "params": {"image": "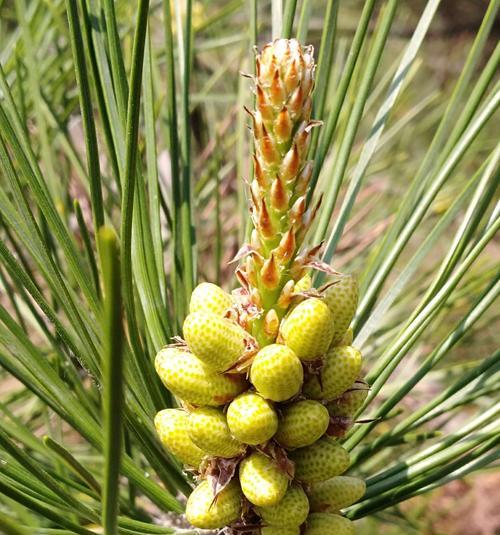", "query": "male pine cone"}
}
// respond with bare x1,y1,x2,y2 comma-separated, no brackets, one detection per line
153,39,368,535
241,38,321,345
